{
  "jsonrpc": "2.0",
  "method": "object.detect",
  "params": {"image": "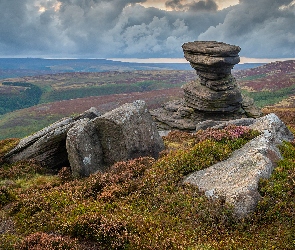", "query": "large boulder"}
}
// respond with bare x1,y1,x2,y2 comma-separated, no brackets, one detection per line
67,100,165,176
66,118,104,177
3,108,100,170
183,113,294,218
